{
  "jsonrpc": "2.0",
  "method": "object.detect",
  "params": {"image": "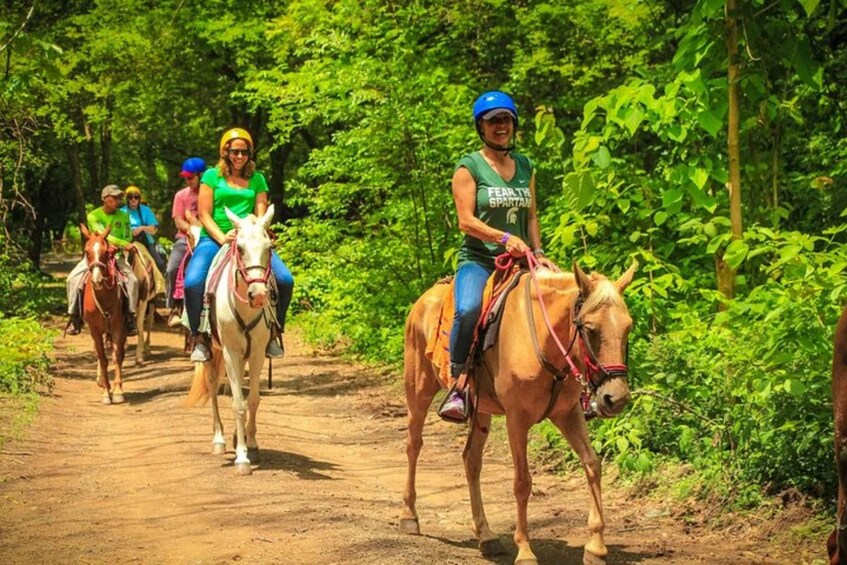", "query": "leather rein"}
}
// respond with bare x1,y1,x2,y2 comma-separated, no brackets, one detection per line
225,240,274,358
502,251,629,421
85,243,124,322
